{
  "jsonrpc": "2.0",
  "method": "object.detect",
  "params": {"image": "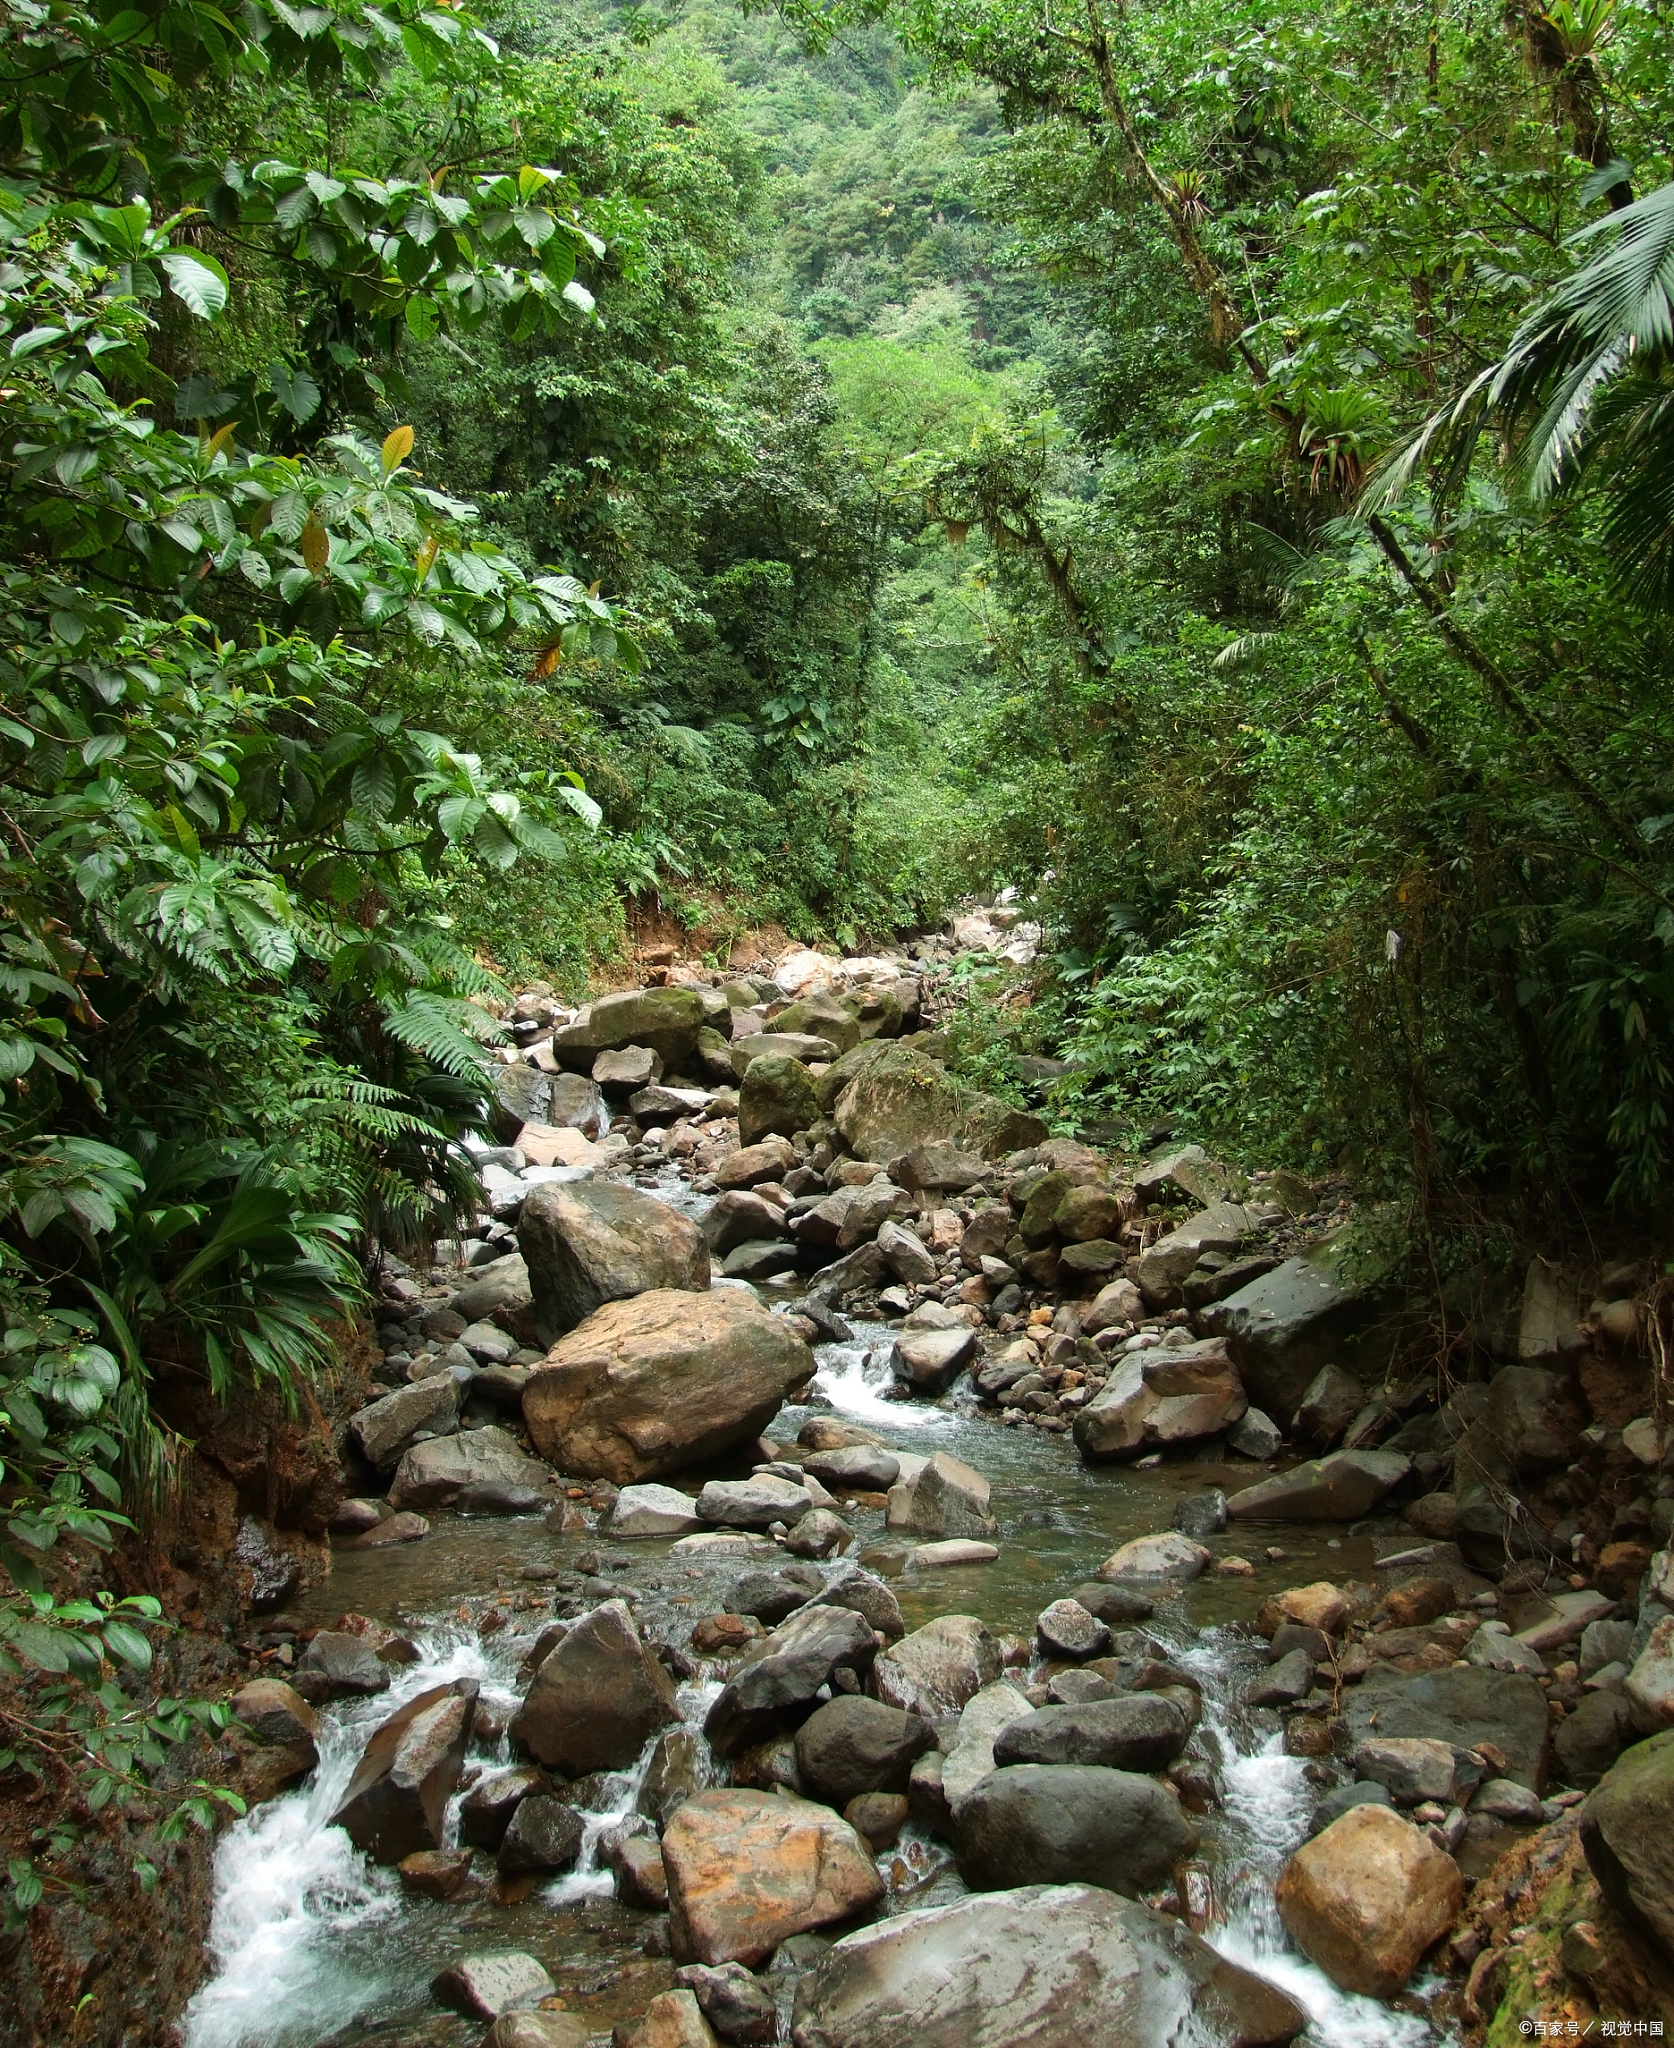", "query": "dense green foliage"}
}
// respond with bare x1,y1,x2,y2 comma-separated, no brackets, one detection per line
9,0,1674,1932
